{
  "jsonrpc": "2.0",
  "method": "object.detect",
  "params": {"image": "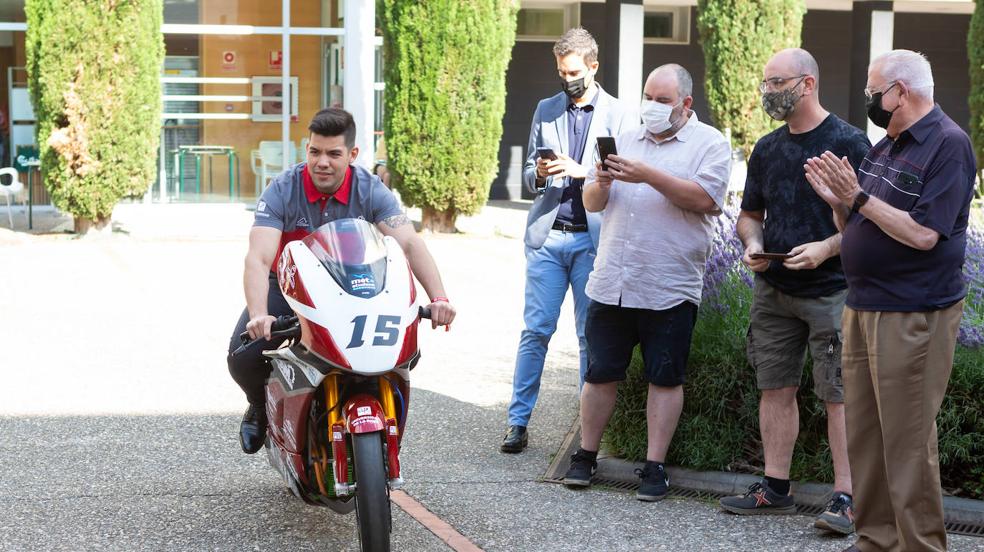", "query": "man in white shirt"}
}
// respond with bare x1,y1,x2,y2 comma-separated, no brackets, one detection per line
562,64,732,501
